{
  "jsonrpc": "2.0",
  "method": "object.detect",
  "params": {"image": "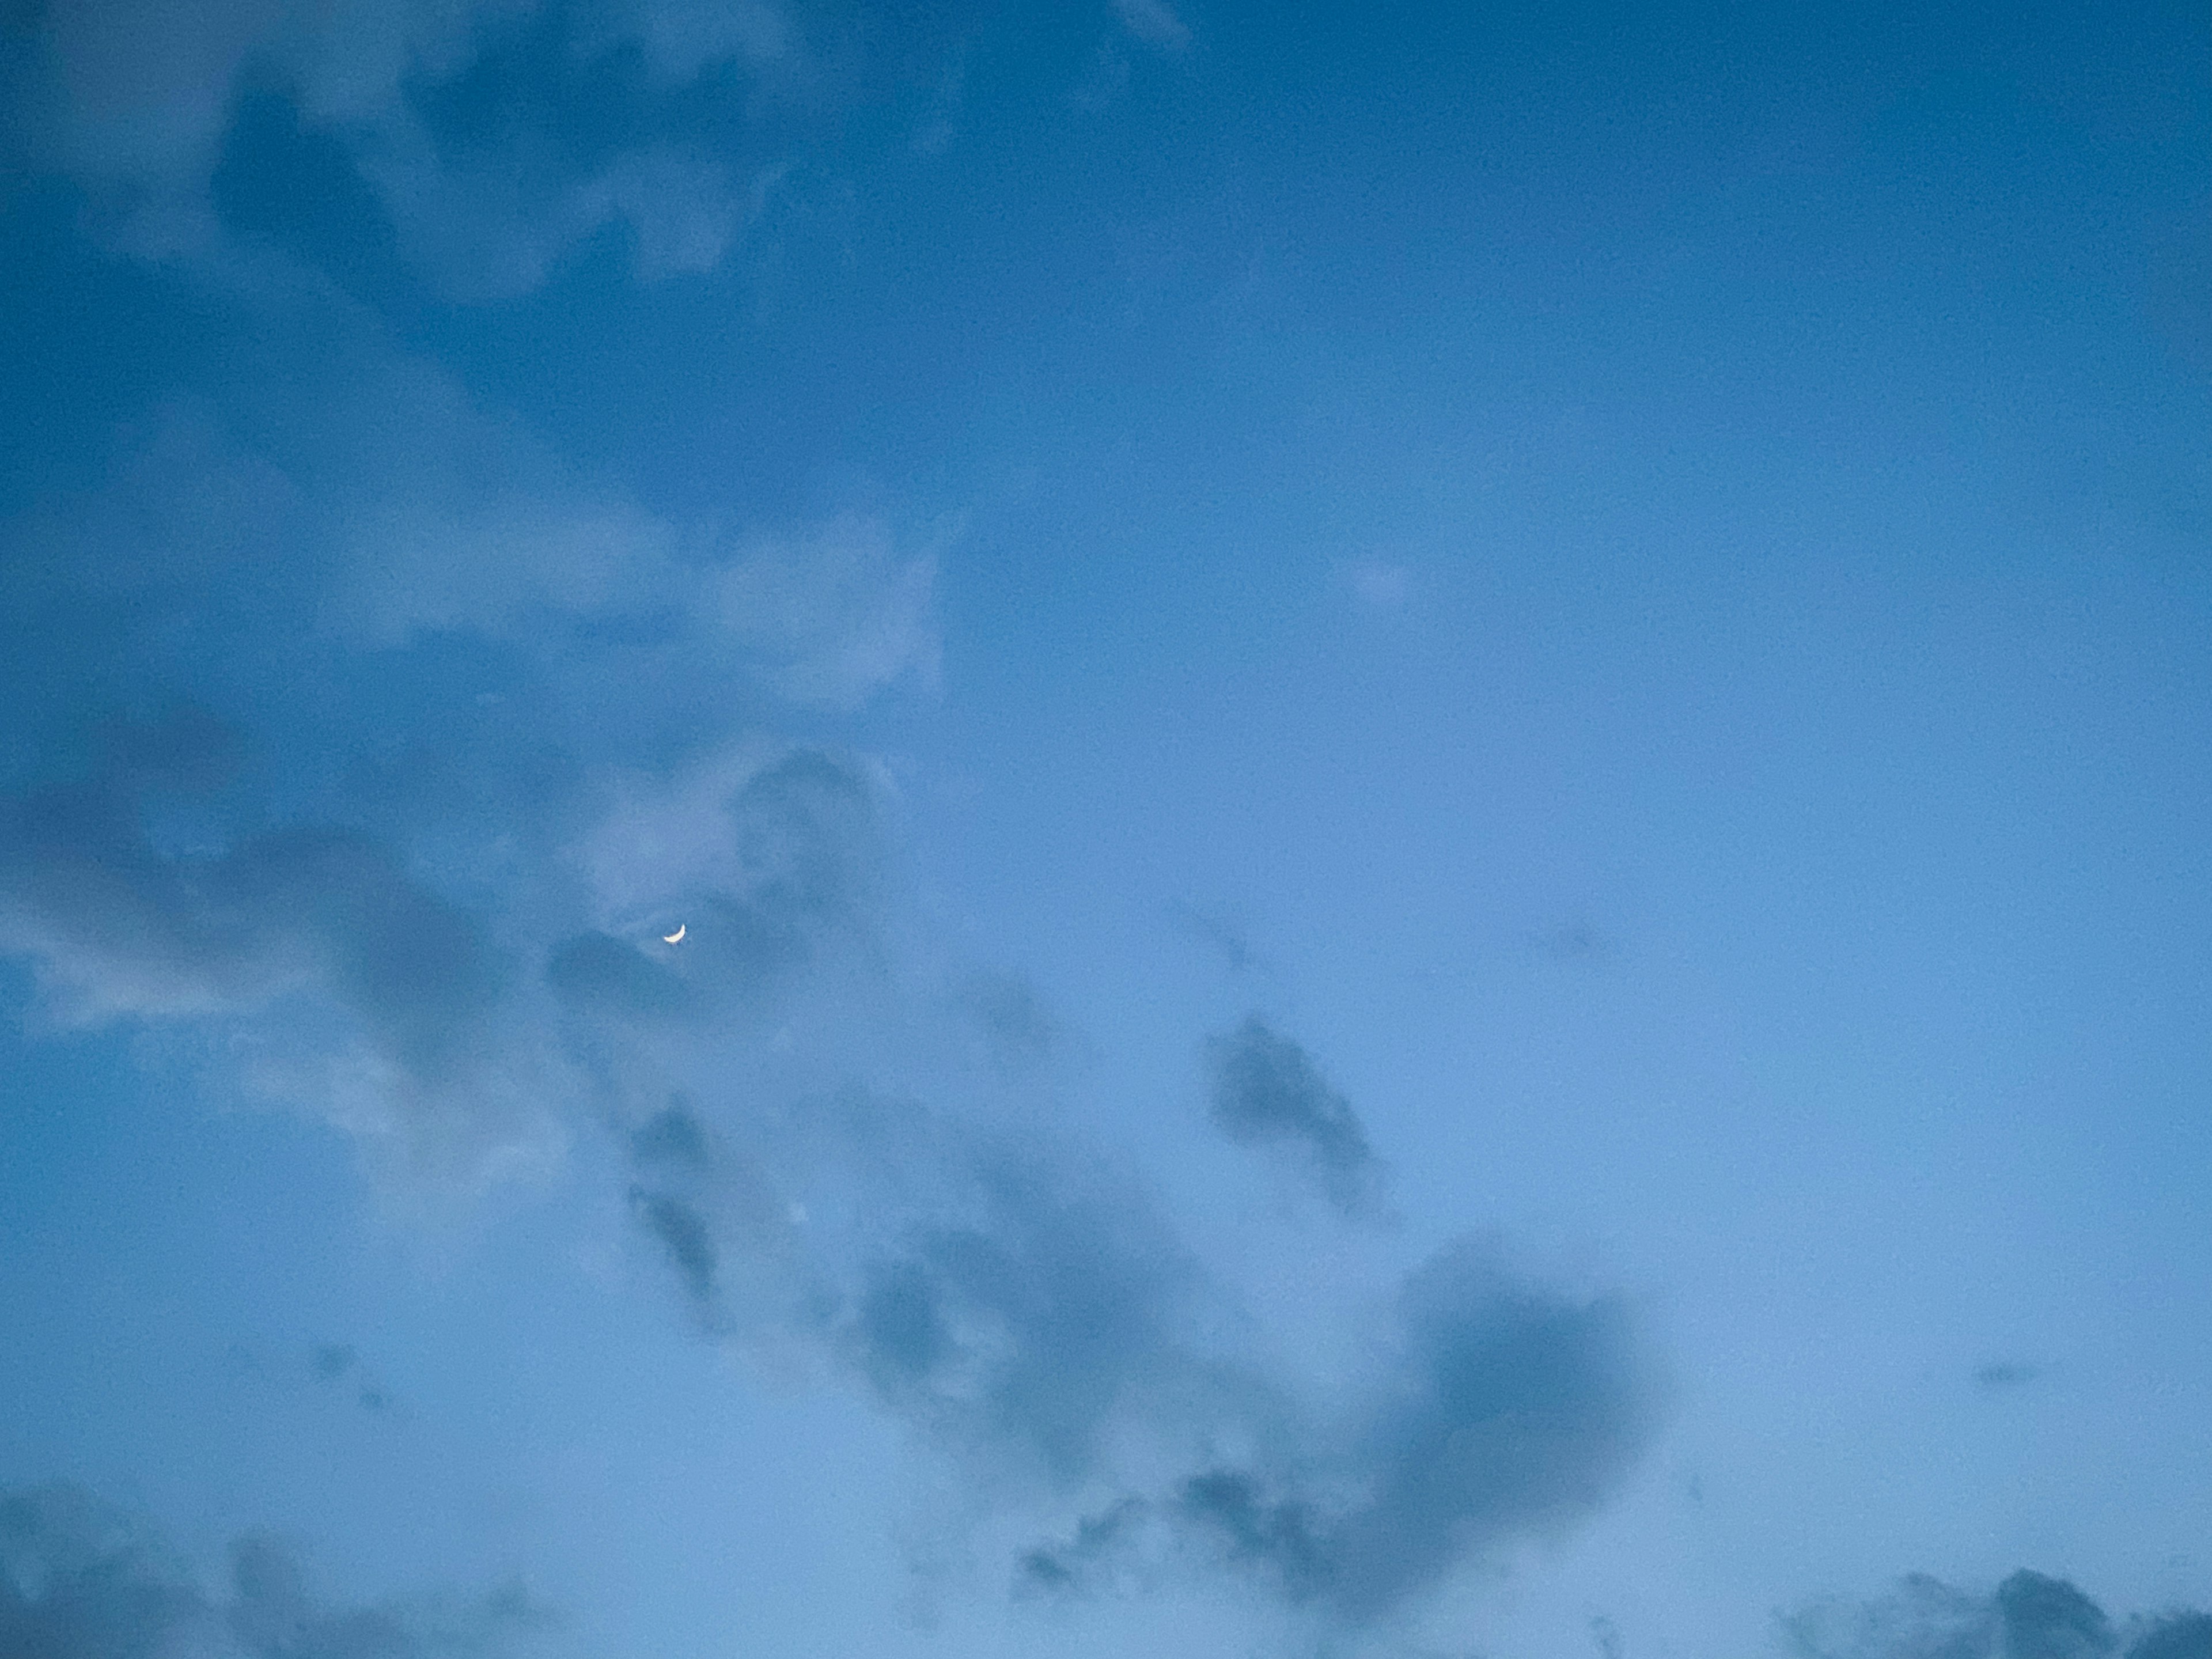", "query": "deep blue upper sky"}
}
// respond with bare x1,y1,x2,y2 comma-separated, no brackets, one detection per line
2,3,2207,1657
